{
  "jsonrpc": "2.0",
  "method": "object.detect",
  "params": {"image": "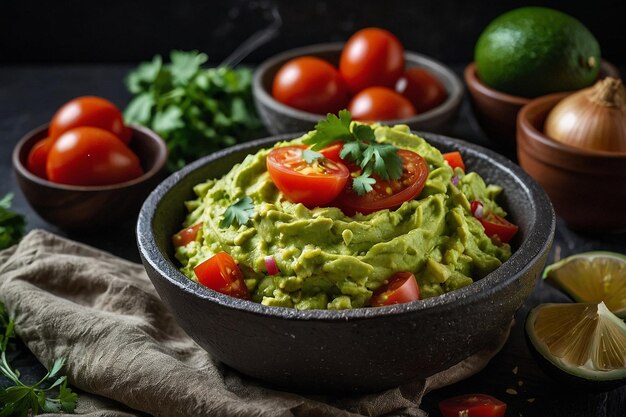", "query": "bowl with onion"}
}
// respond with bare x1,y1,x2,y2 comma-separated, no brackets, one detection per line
516,77,626,231
252,28,463,135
